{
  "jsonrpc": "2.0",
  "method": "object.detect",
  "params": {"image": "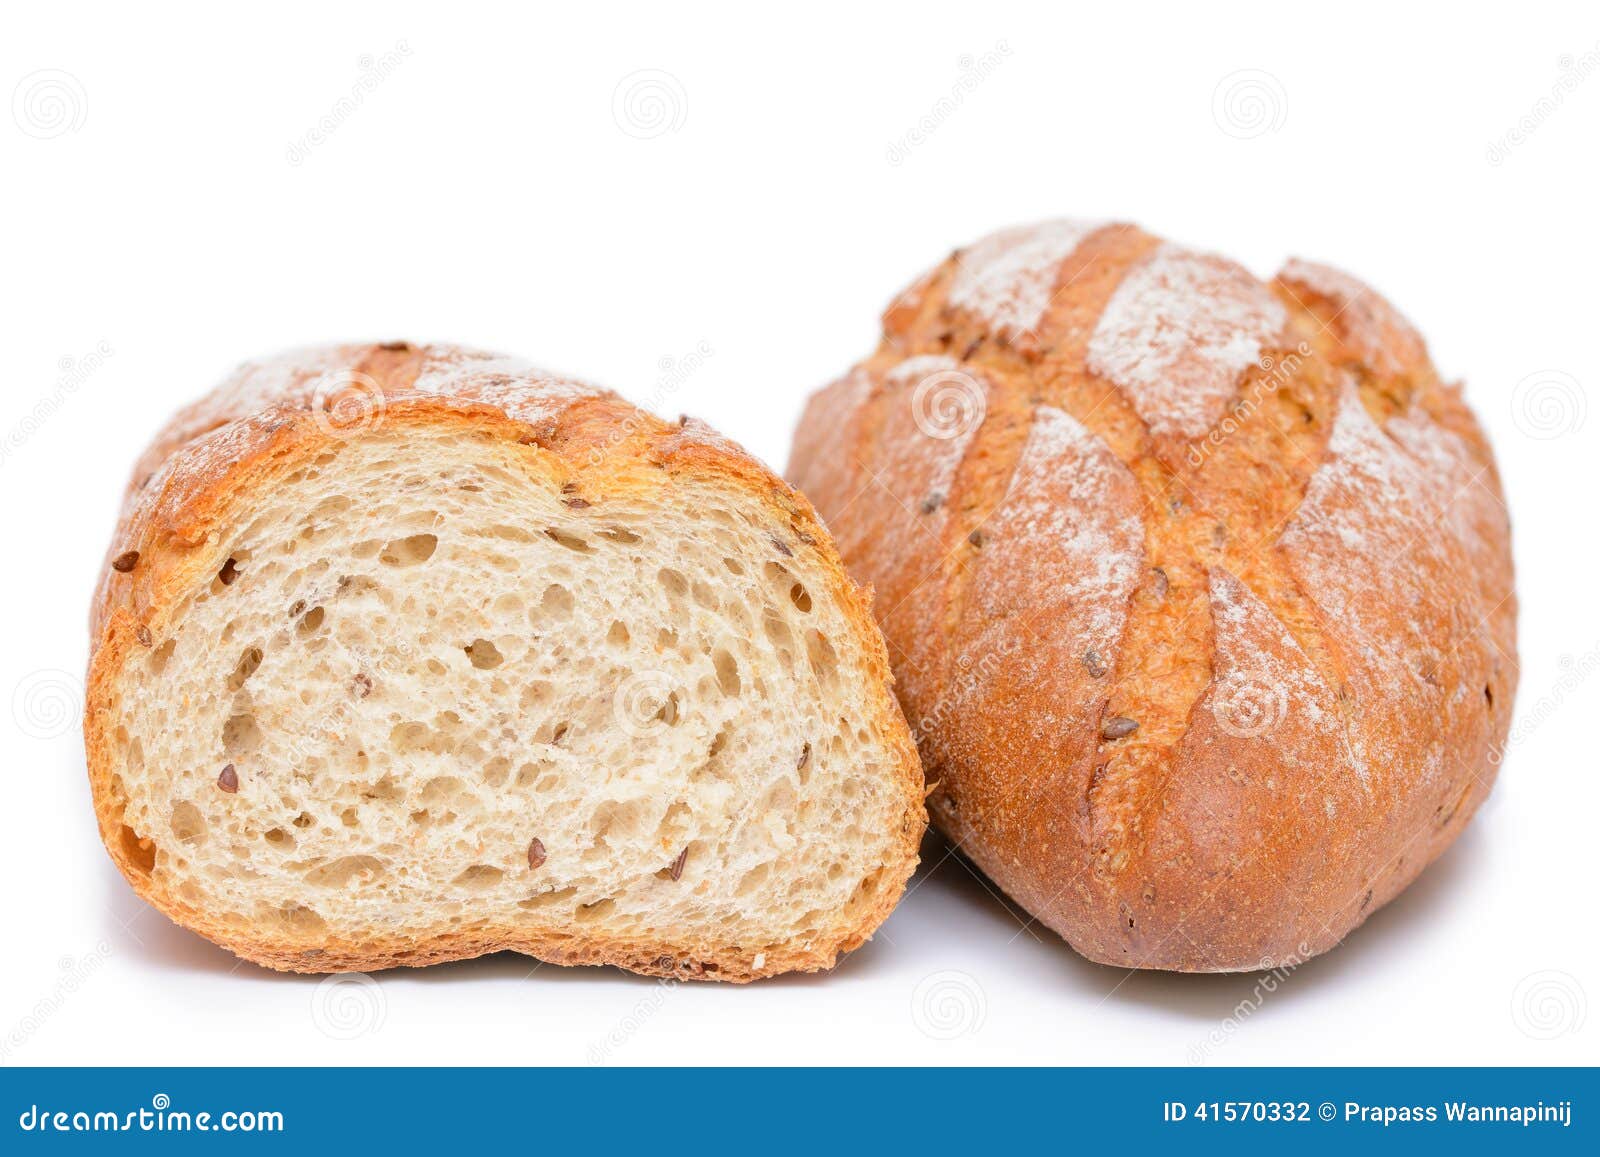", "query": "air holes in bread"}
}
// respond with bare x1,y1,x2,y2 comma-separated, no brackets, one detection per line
545,528,591,553
805,630,839,685
658,567,689,600
221,713,262,755
454,865,504,890
149,638,177,675
228,646,264,691
380,533,438,567
118,825,156,875
713,649,741,697
538,584,574,619
304,855,384,889
91,405,921,981
169,801,207,847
